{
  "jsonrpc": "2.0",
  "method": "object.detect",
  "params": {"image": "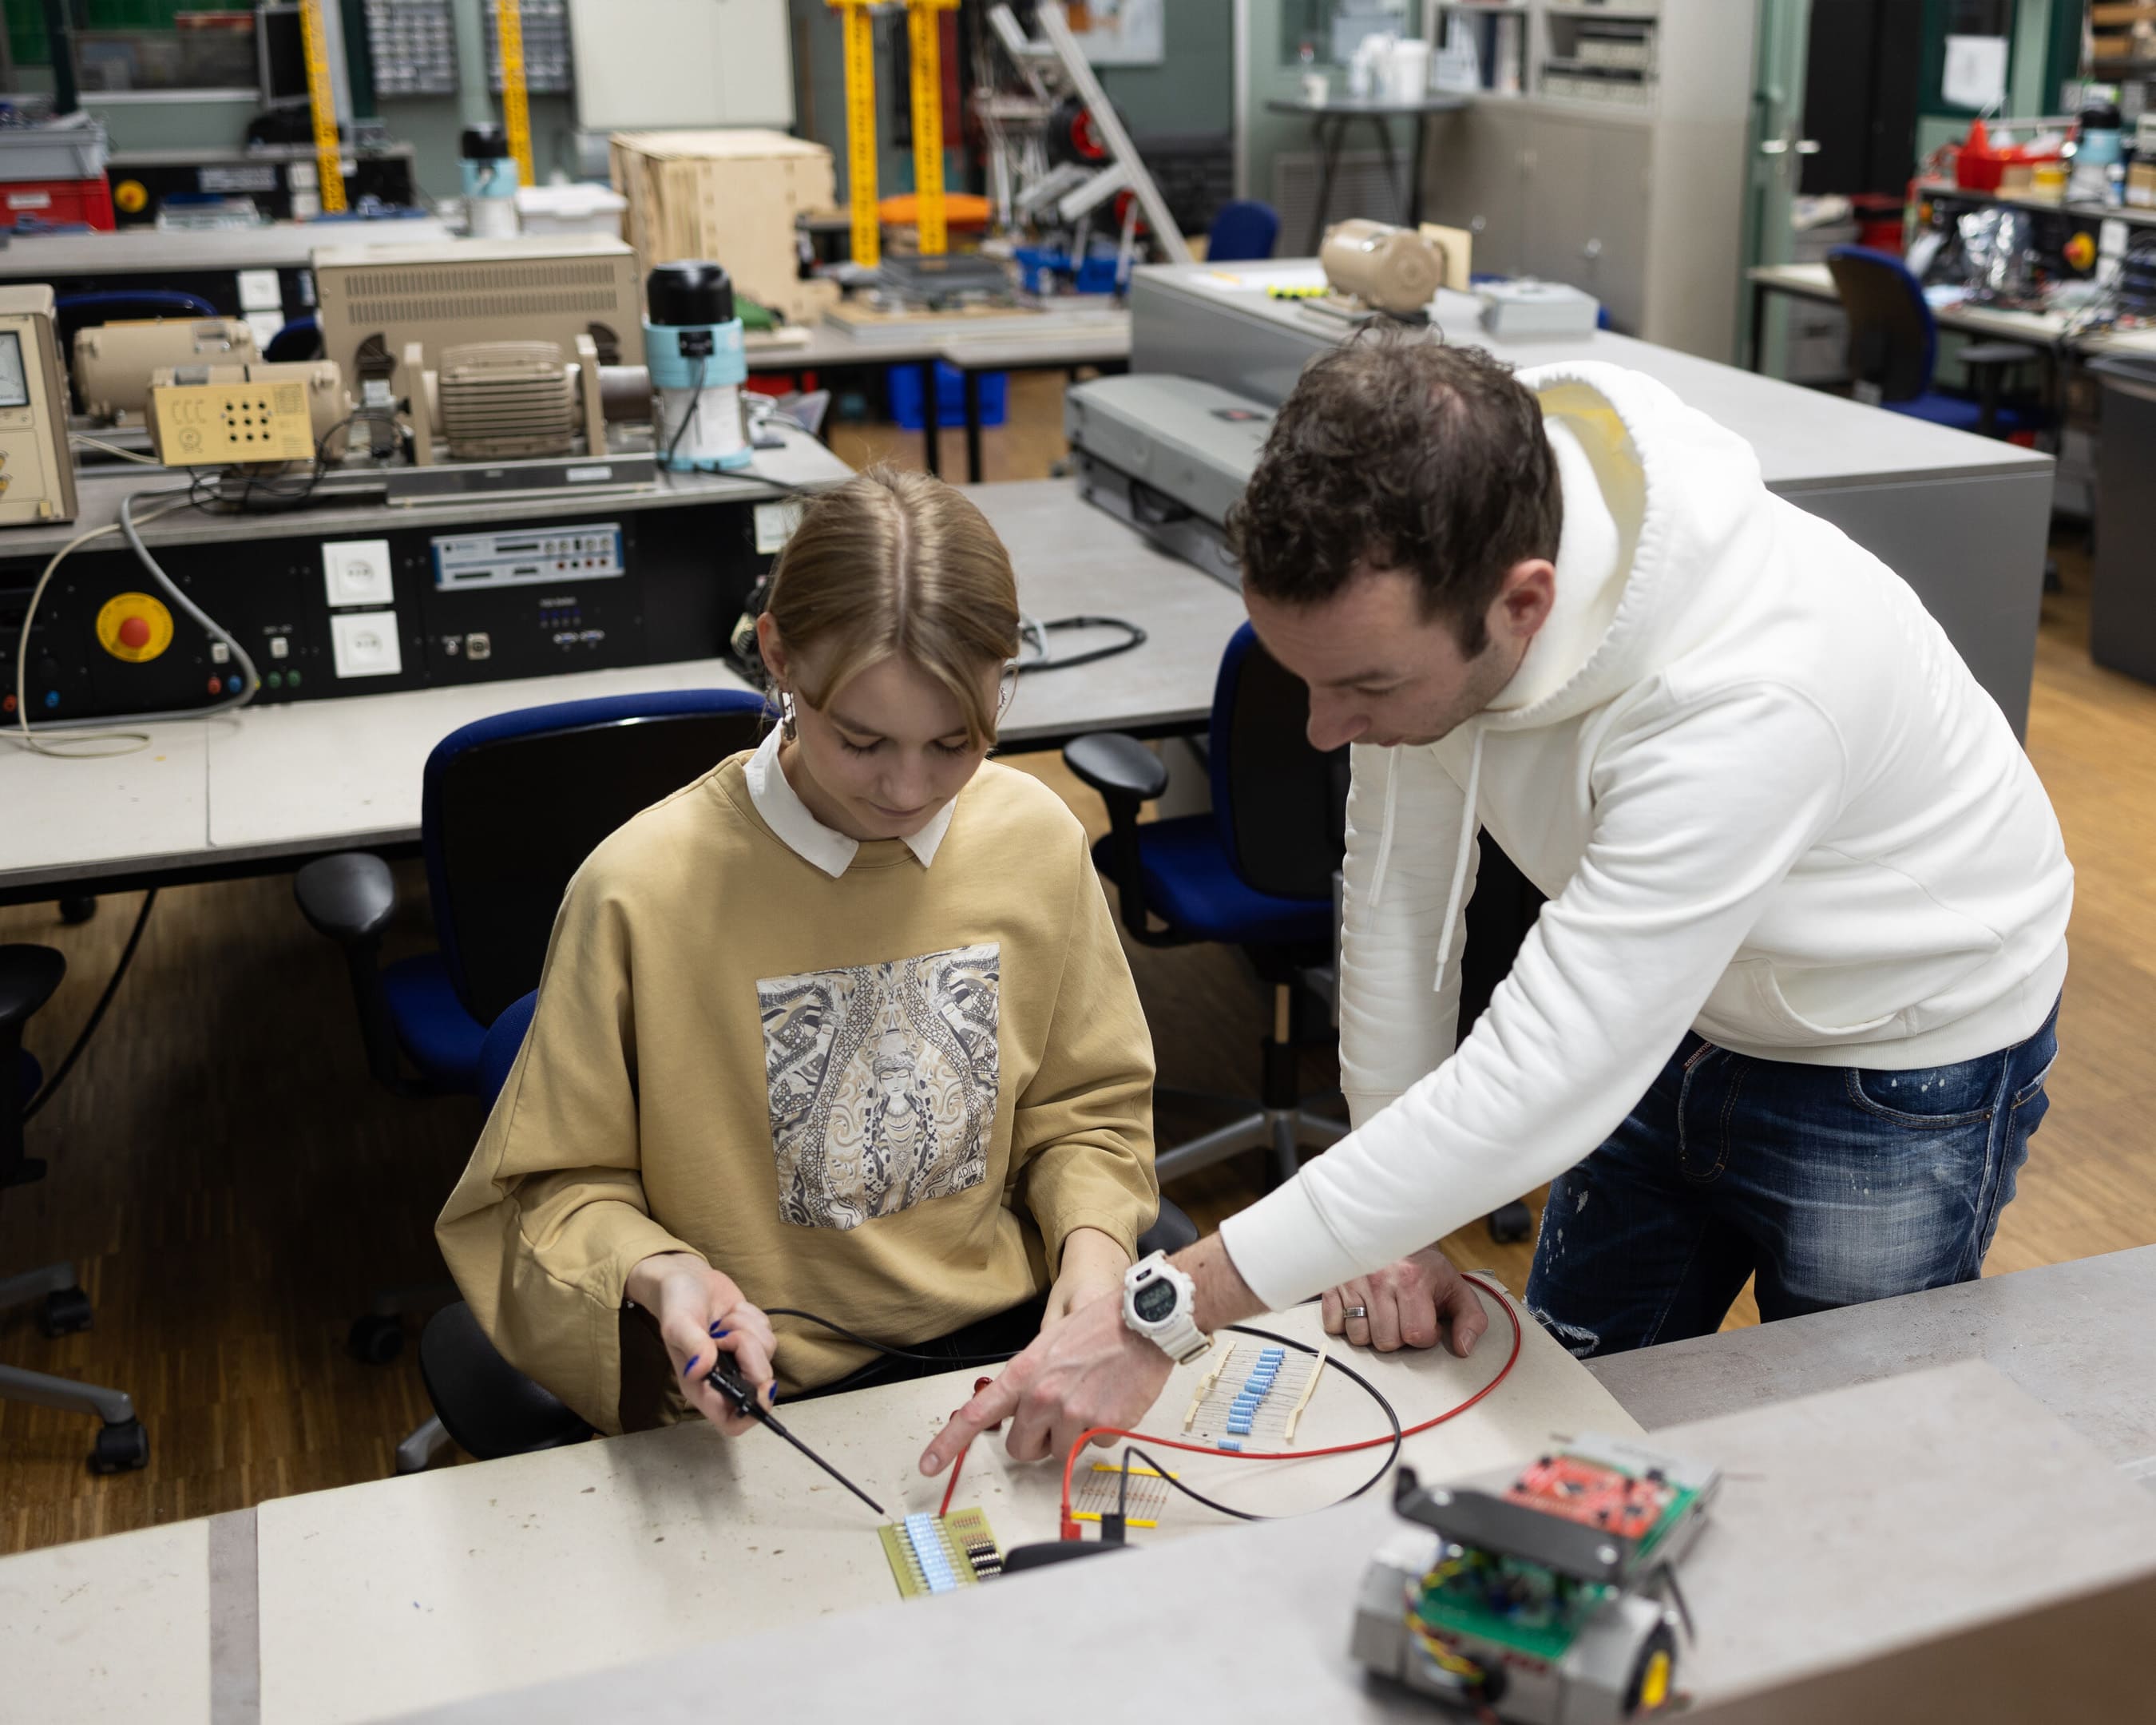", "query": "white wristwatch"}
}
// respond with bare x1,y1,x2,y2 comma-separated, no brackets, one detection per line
1122,1251,1211,1365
